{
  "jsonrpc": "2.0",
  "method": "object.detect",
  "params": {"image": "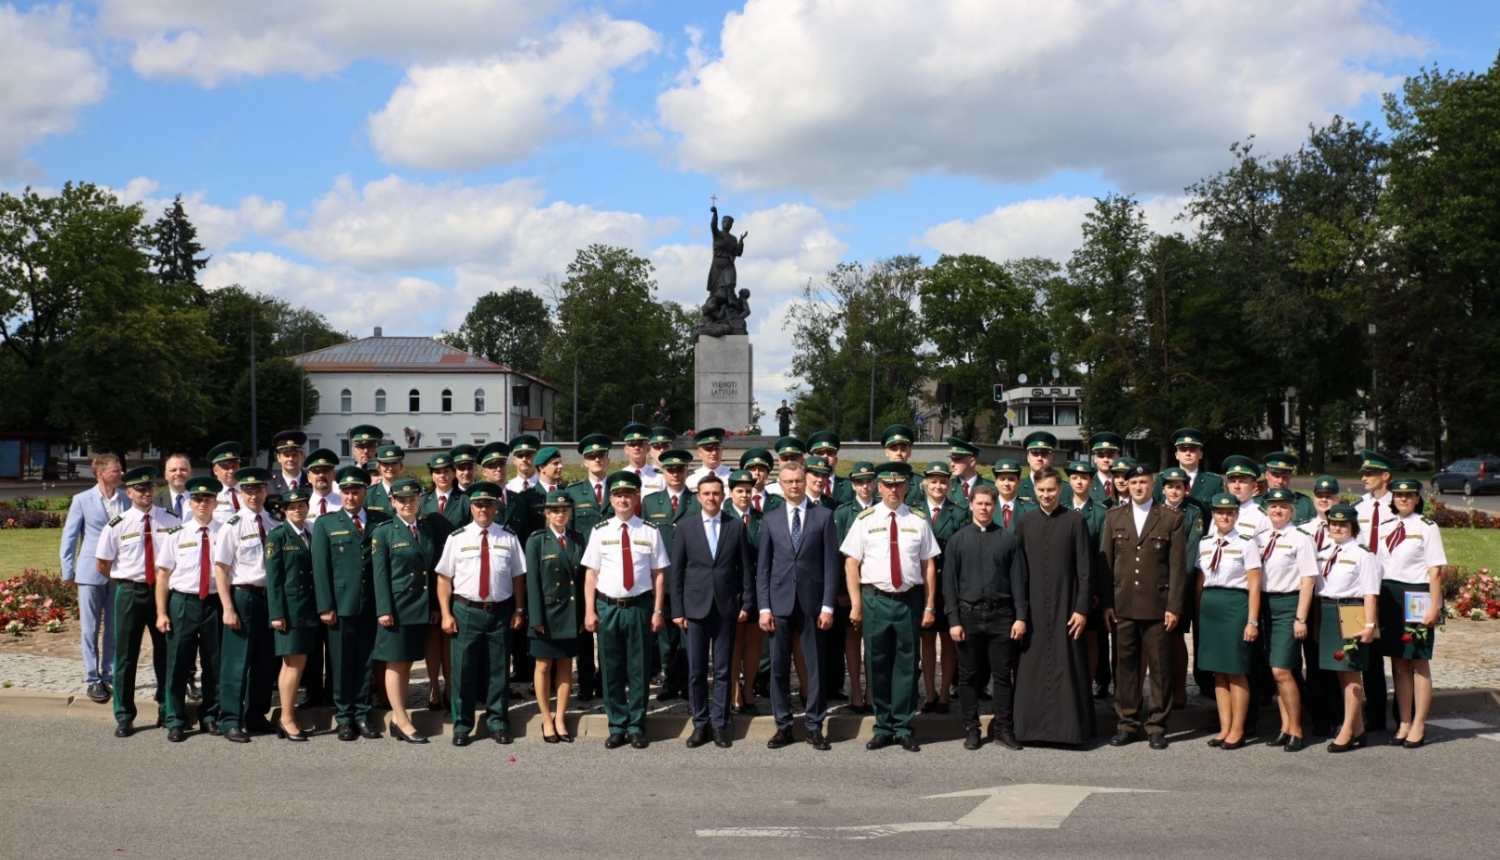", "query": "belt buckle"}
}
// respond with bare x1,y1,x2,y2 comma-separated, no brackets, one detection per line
482,601,495,612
